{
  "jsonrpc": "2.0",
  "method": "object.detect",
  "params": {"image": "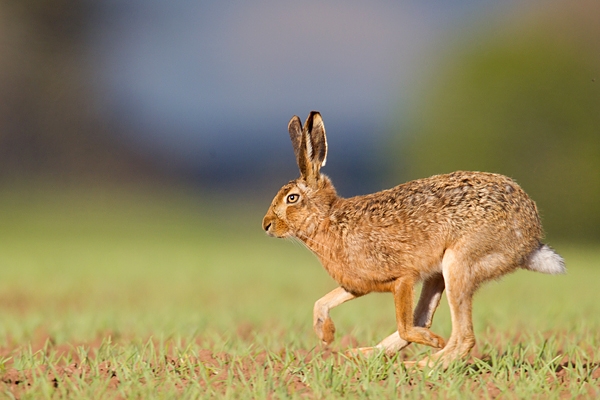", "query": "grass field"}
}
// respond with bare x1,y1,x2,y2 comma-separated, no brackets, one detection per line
0,184,598,399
